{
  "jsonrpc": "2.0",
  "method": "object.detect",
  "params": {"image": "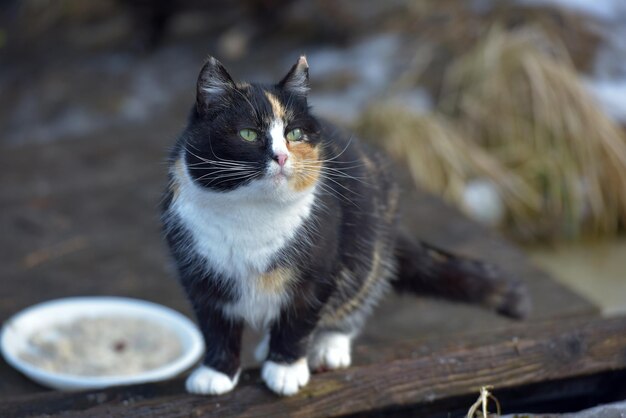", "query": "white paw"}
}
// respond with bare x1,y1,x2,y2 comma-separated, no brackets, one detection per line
309,332,352,371
185,365,239,395
254,334,269,363
261,358,310,396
